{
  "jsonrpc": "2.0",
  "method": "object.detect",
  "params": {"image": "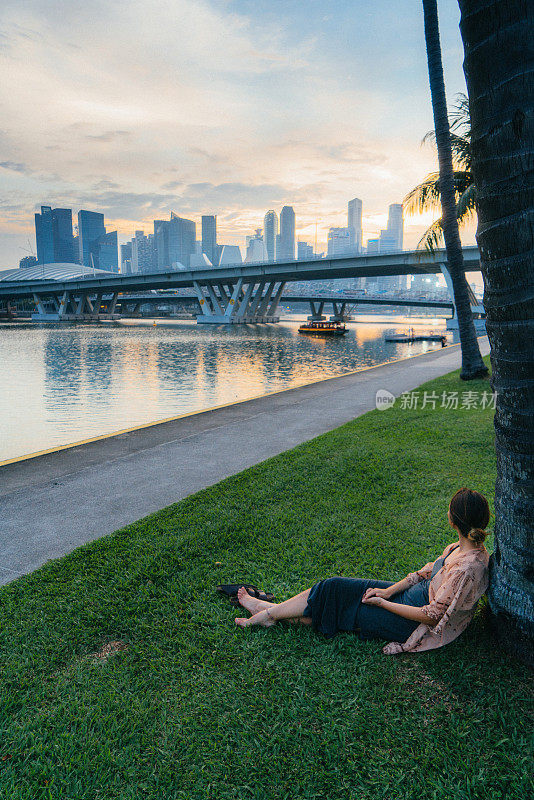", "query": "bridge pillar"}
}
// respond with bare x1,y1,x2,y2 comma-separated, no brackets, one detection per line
31,290,121,322
329,301,347,322
439,263,486,332
308,301,325,321
233,281,255,321
92,292,103,318
258,281,276,316
205,282,224,316
226,279,247,320
32,293,45,316
58,290,76,319
195,278,282,323
107,293,119,315
31,292,61,321
267,281,286,316
248,281,266,318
